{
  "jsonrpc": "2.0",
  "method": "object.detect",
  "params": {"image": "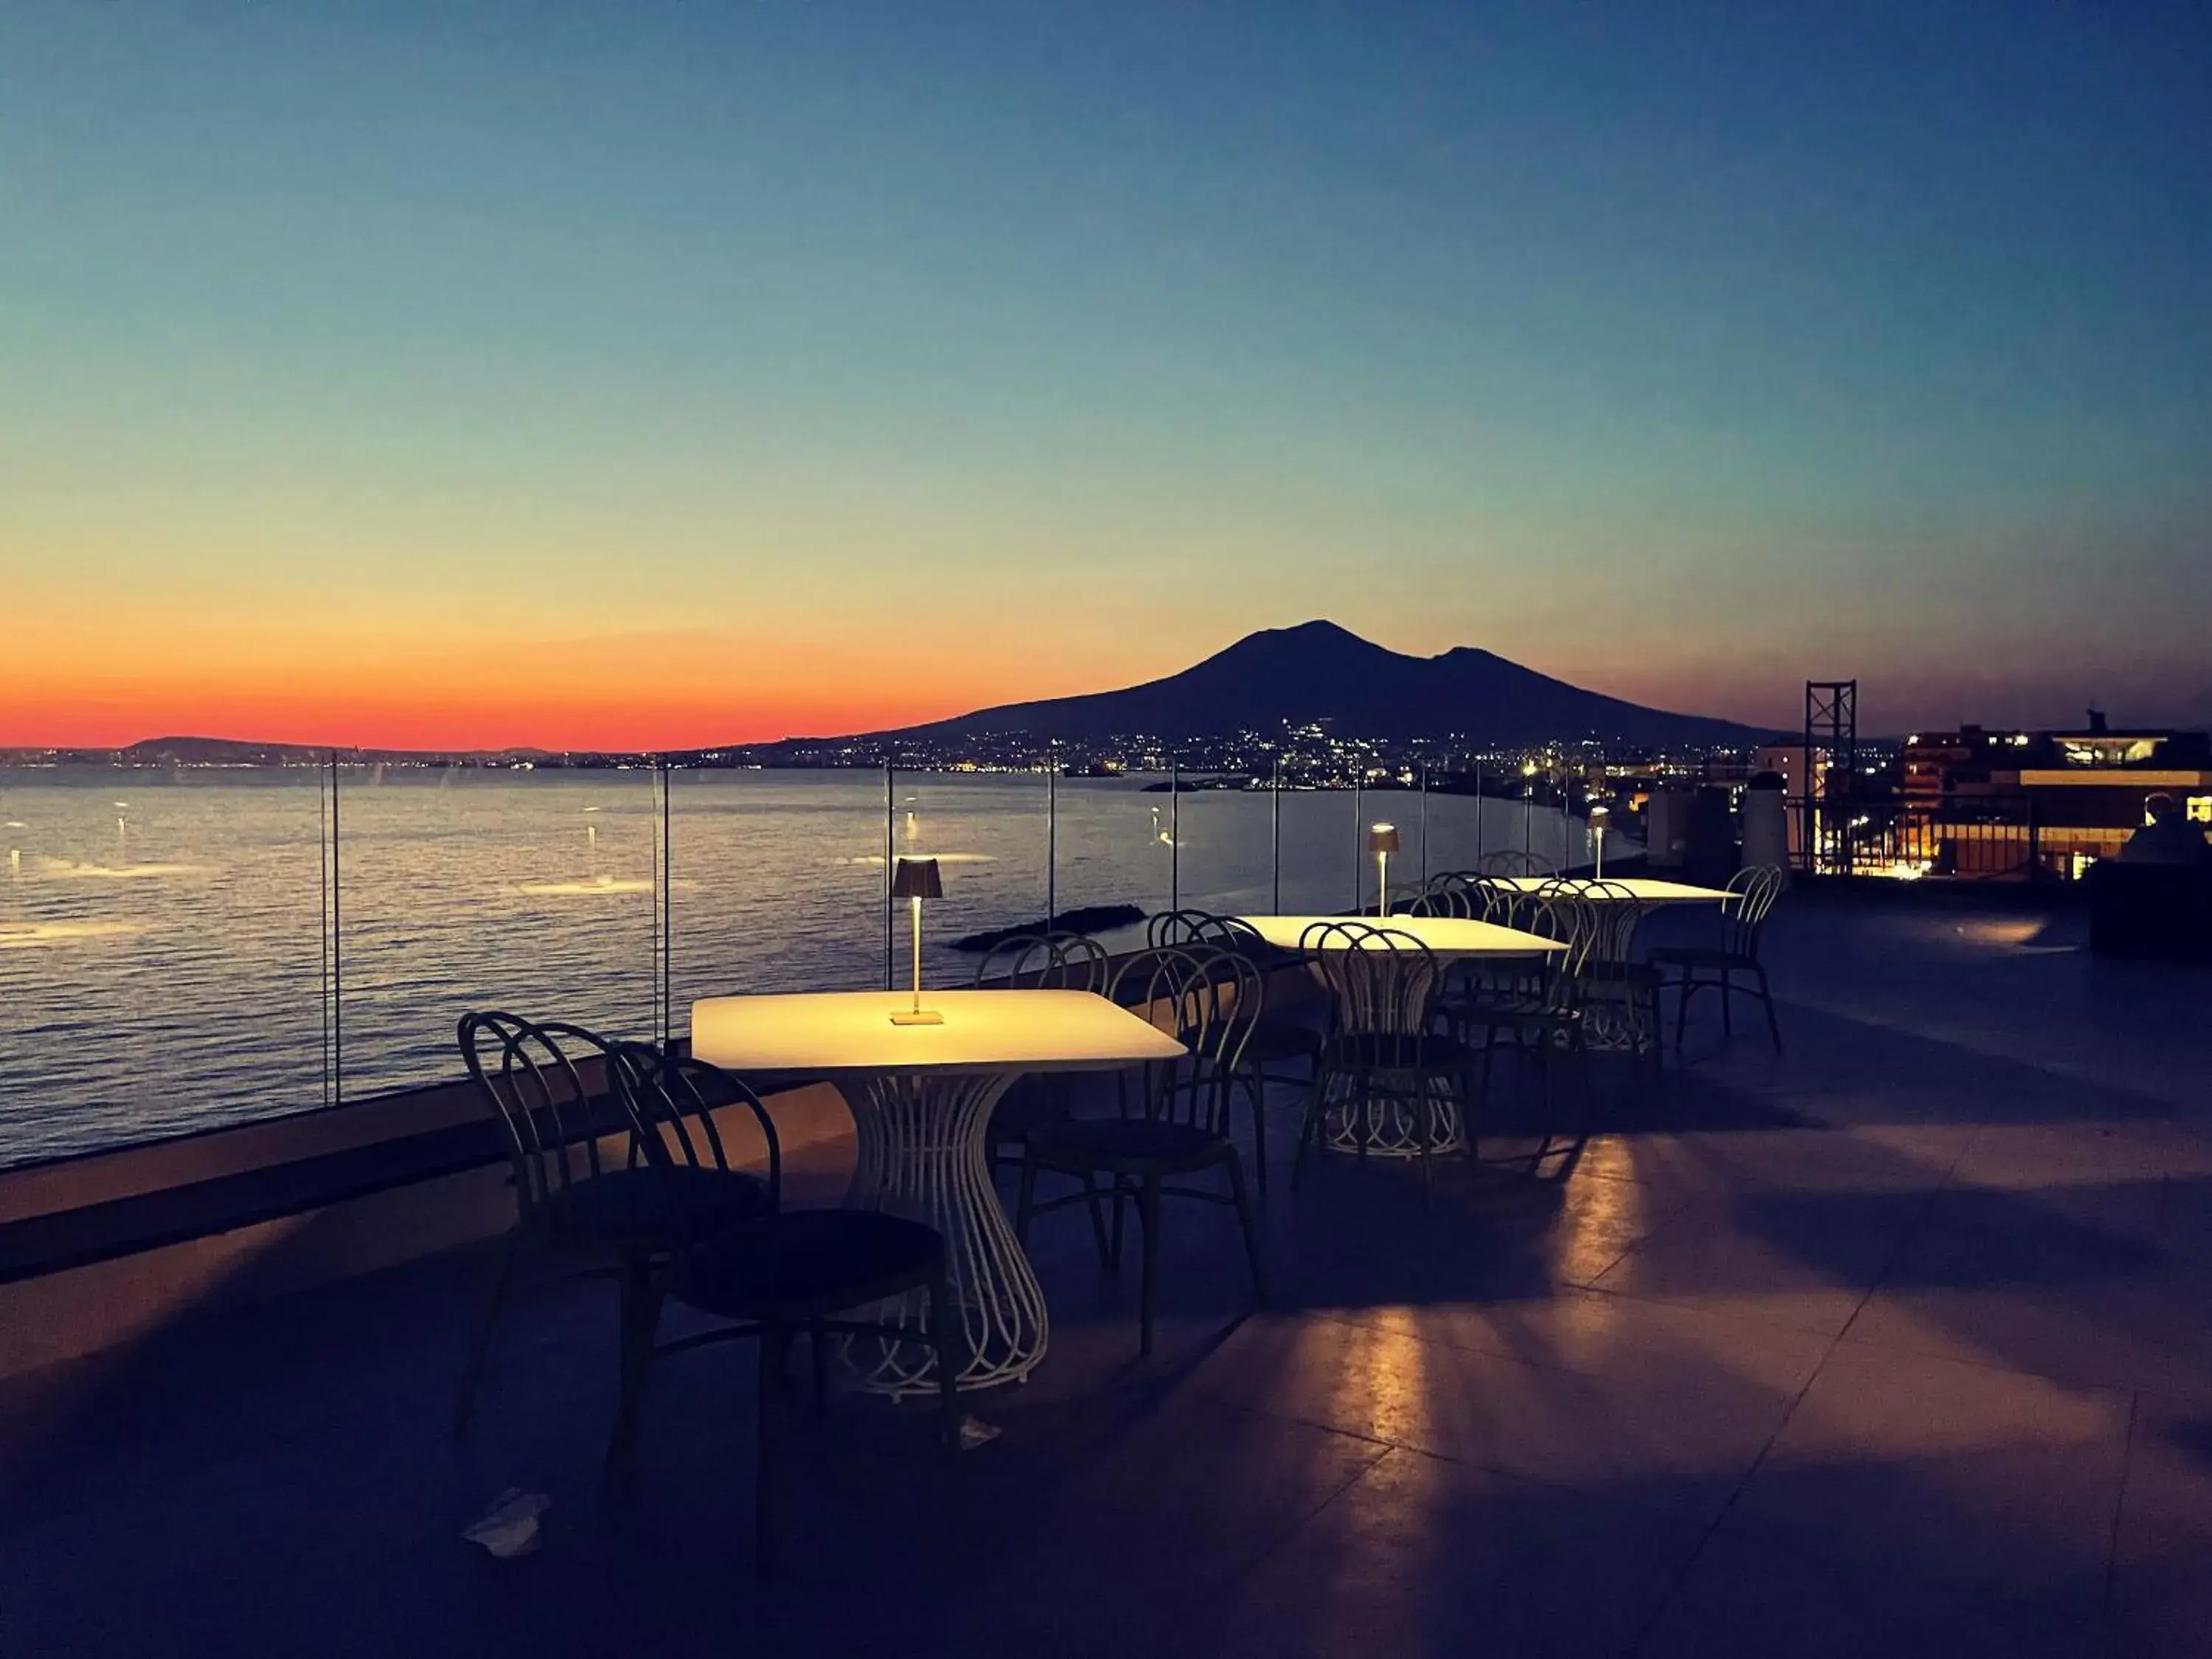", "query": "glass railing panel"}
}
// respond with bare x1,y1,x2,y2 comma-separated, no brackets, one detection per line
335,762,659,1095
1166,780,1260,919
0,758,329,1164
1051,775,1170,953
1274,785,1363,917
896,773,1047,986
669,768,886,1020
